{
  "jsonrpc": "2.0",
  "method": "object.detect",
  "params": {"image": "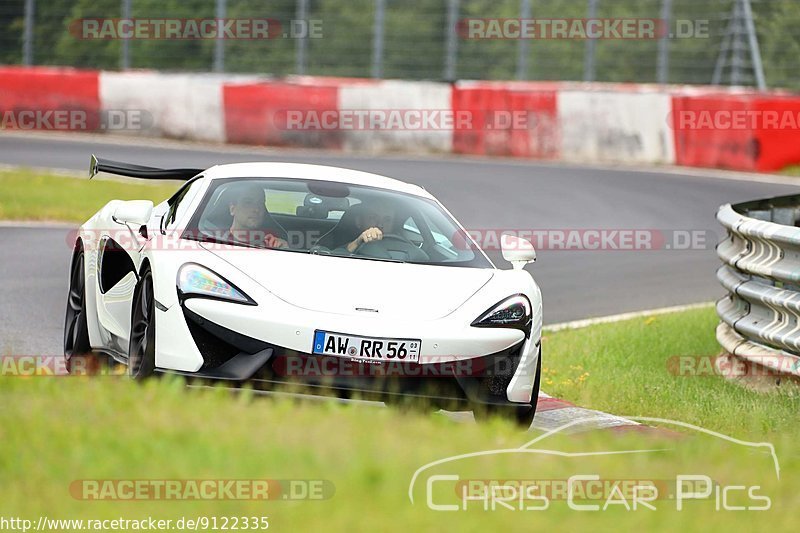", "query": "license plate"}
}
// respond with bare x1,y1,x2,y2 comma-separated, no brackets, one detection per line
312,330,421,363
